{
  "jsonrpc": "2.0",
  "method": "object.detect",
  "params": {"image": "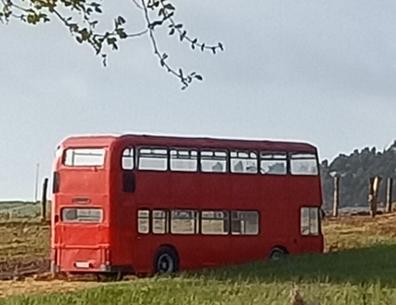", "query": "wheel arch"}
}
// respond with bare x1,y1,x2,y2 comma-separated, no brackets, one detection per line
271,245,289,253
269,245,289,258
153,244,180,273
